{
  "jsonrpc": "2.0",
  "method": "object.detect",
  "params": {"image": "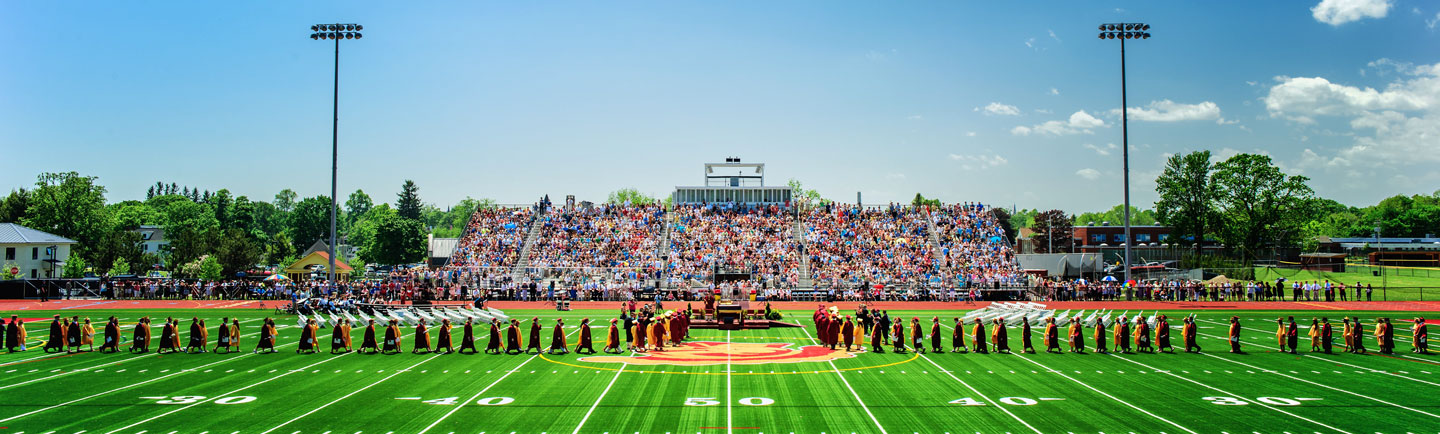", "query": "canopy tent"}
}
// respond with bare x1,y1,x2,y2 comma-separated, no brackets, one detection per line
283,251,353,281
